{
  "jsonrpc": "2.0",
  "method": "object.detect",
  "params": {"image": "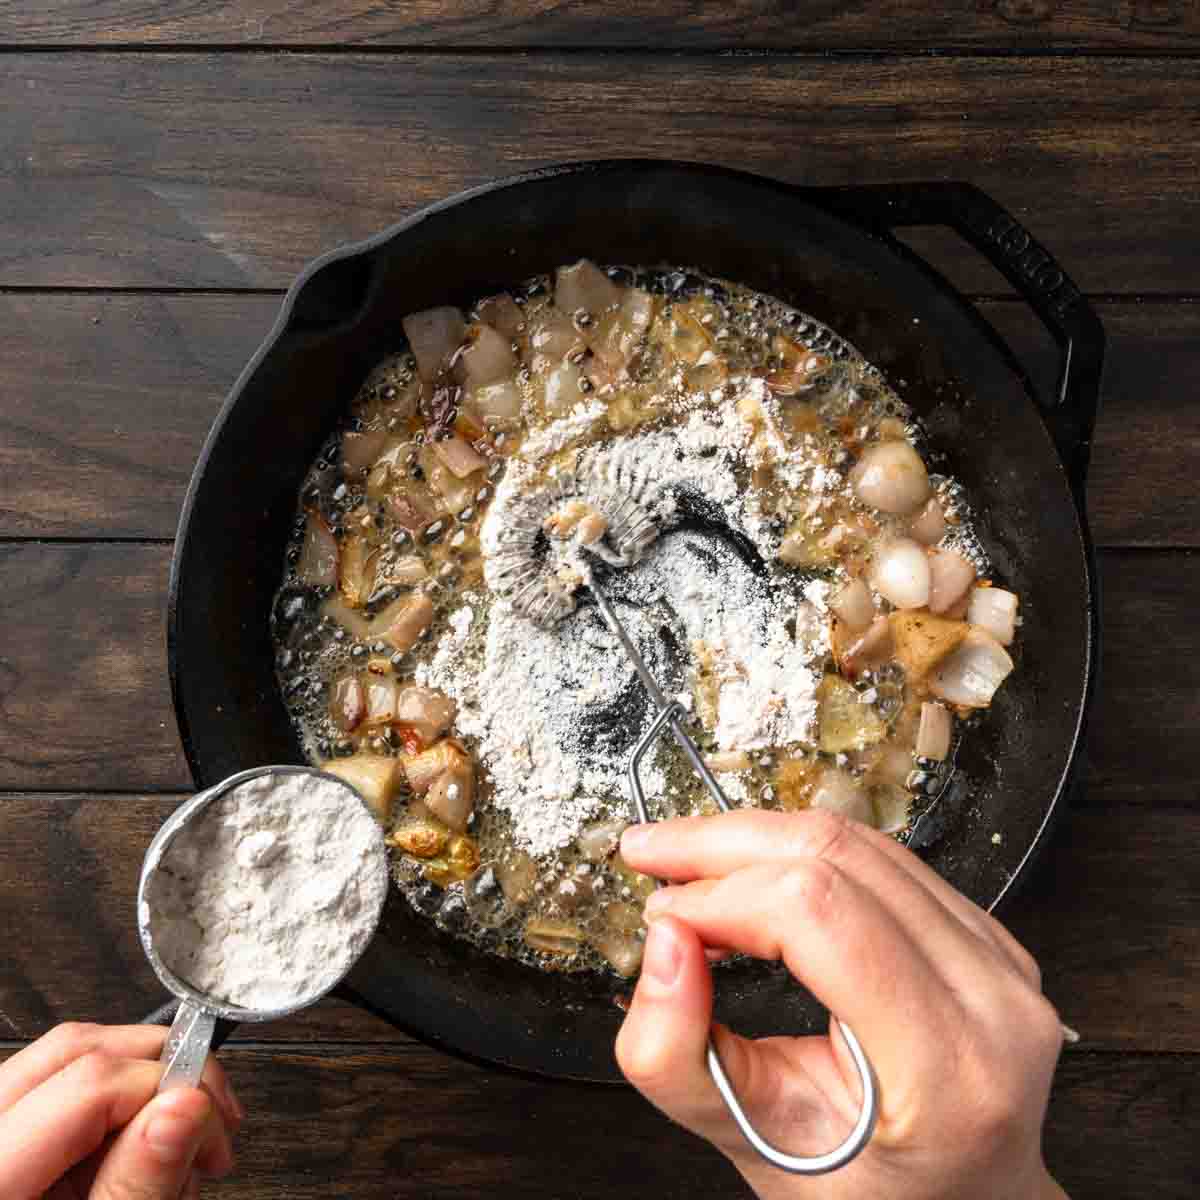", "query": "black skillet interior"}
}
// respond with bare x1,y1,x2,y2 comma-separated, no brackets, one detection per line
169,162,1099,1082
